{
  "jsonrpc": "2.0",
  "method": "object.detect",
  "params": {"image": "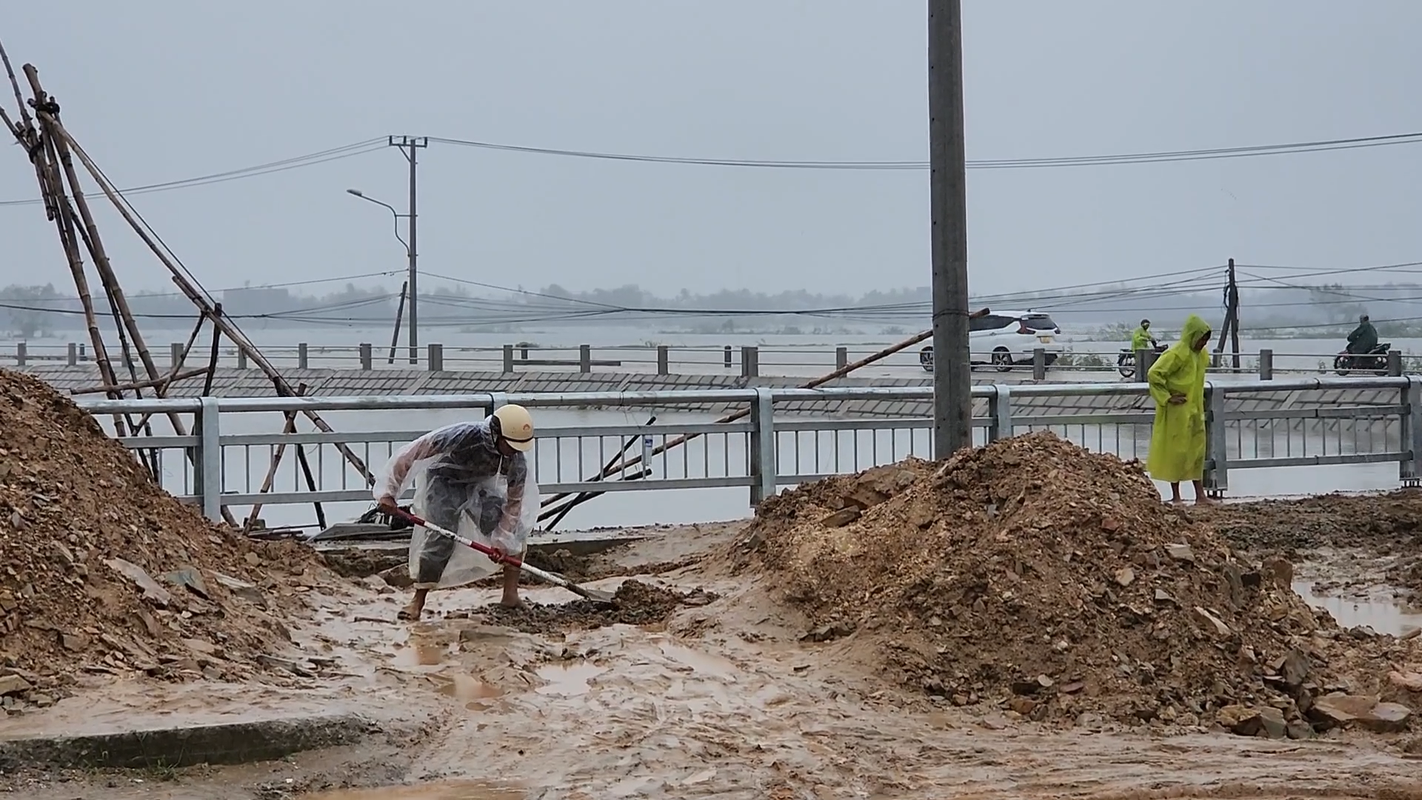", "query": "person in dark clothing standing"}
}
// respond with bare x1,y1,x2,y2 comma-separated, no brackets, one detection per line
375,404,537,621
